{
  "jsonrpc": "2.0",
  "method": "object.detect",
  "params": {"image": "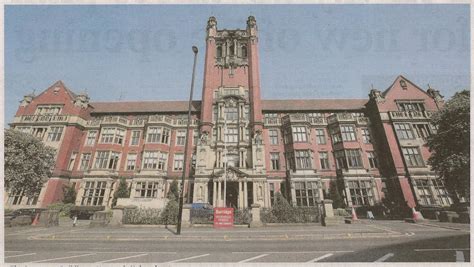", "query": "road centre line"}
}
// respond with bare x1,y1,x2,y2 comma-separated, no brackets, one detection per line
232,251,354,254
374,253,394,262
166,253,210,263
5,253,37,258
30,253,96,263
414,248,470,251
456,251,465,262
239,254,269,263
307,253,333,262
68,251,176,254
97,253,148,263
